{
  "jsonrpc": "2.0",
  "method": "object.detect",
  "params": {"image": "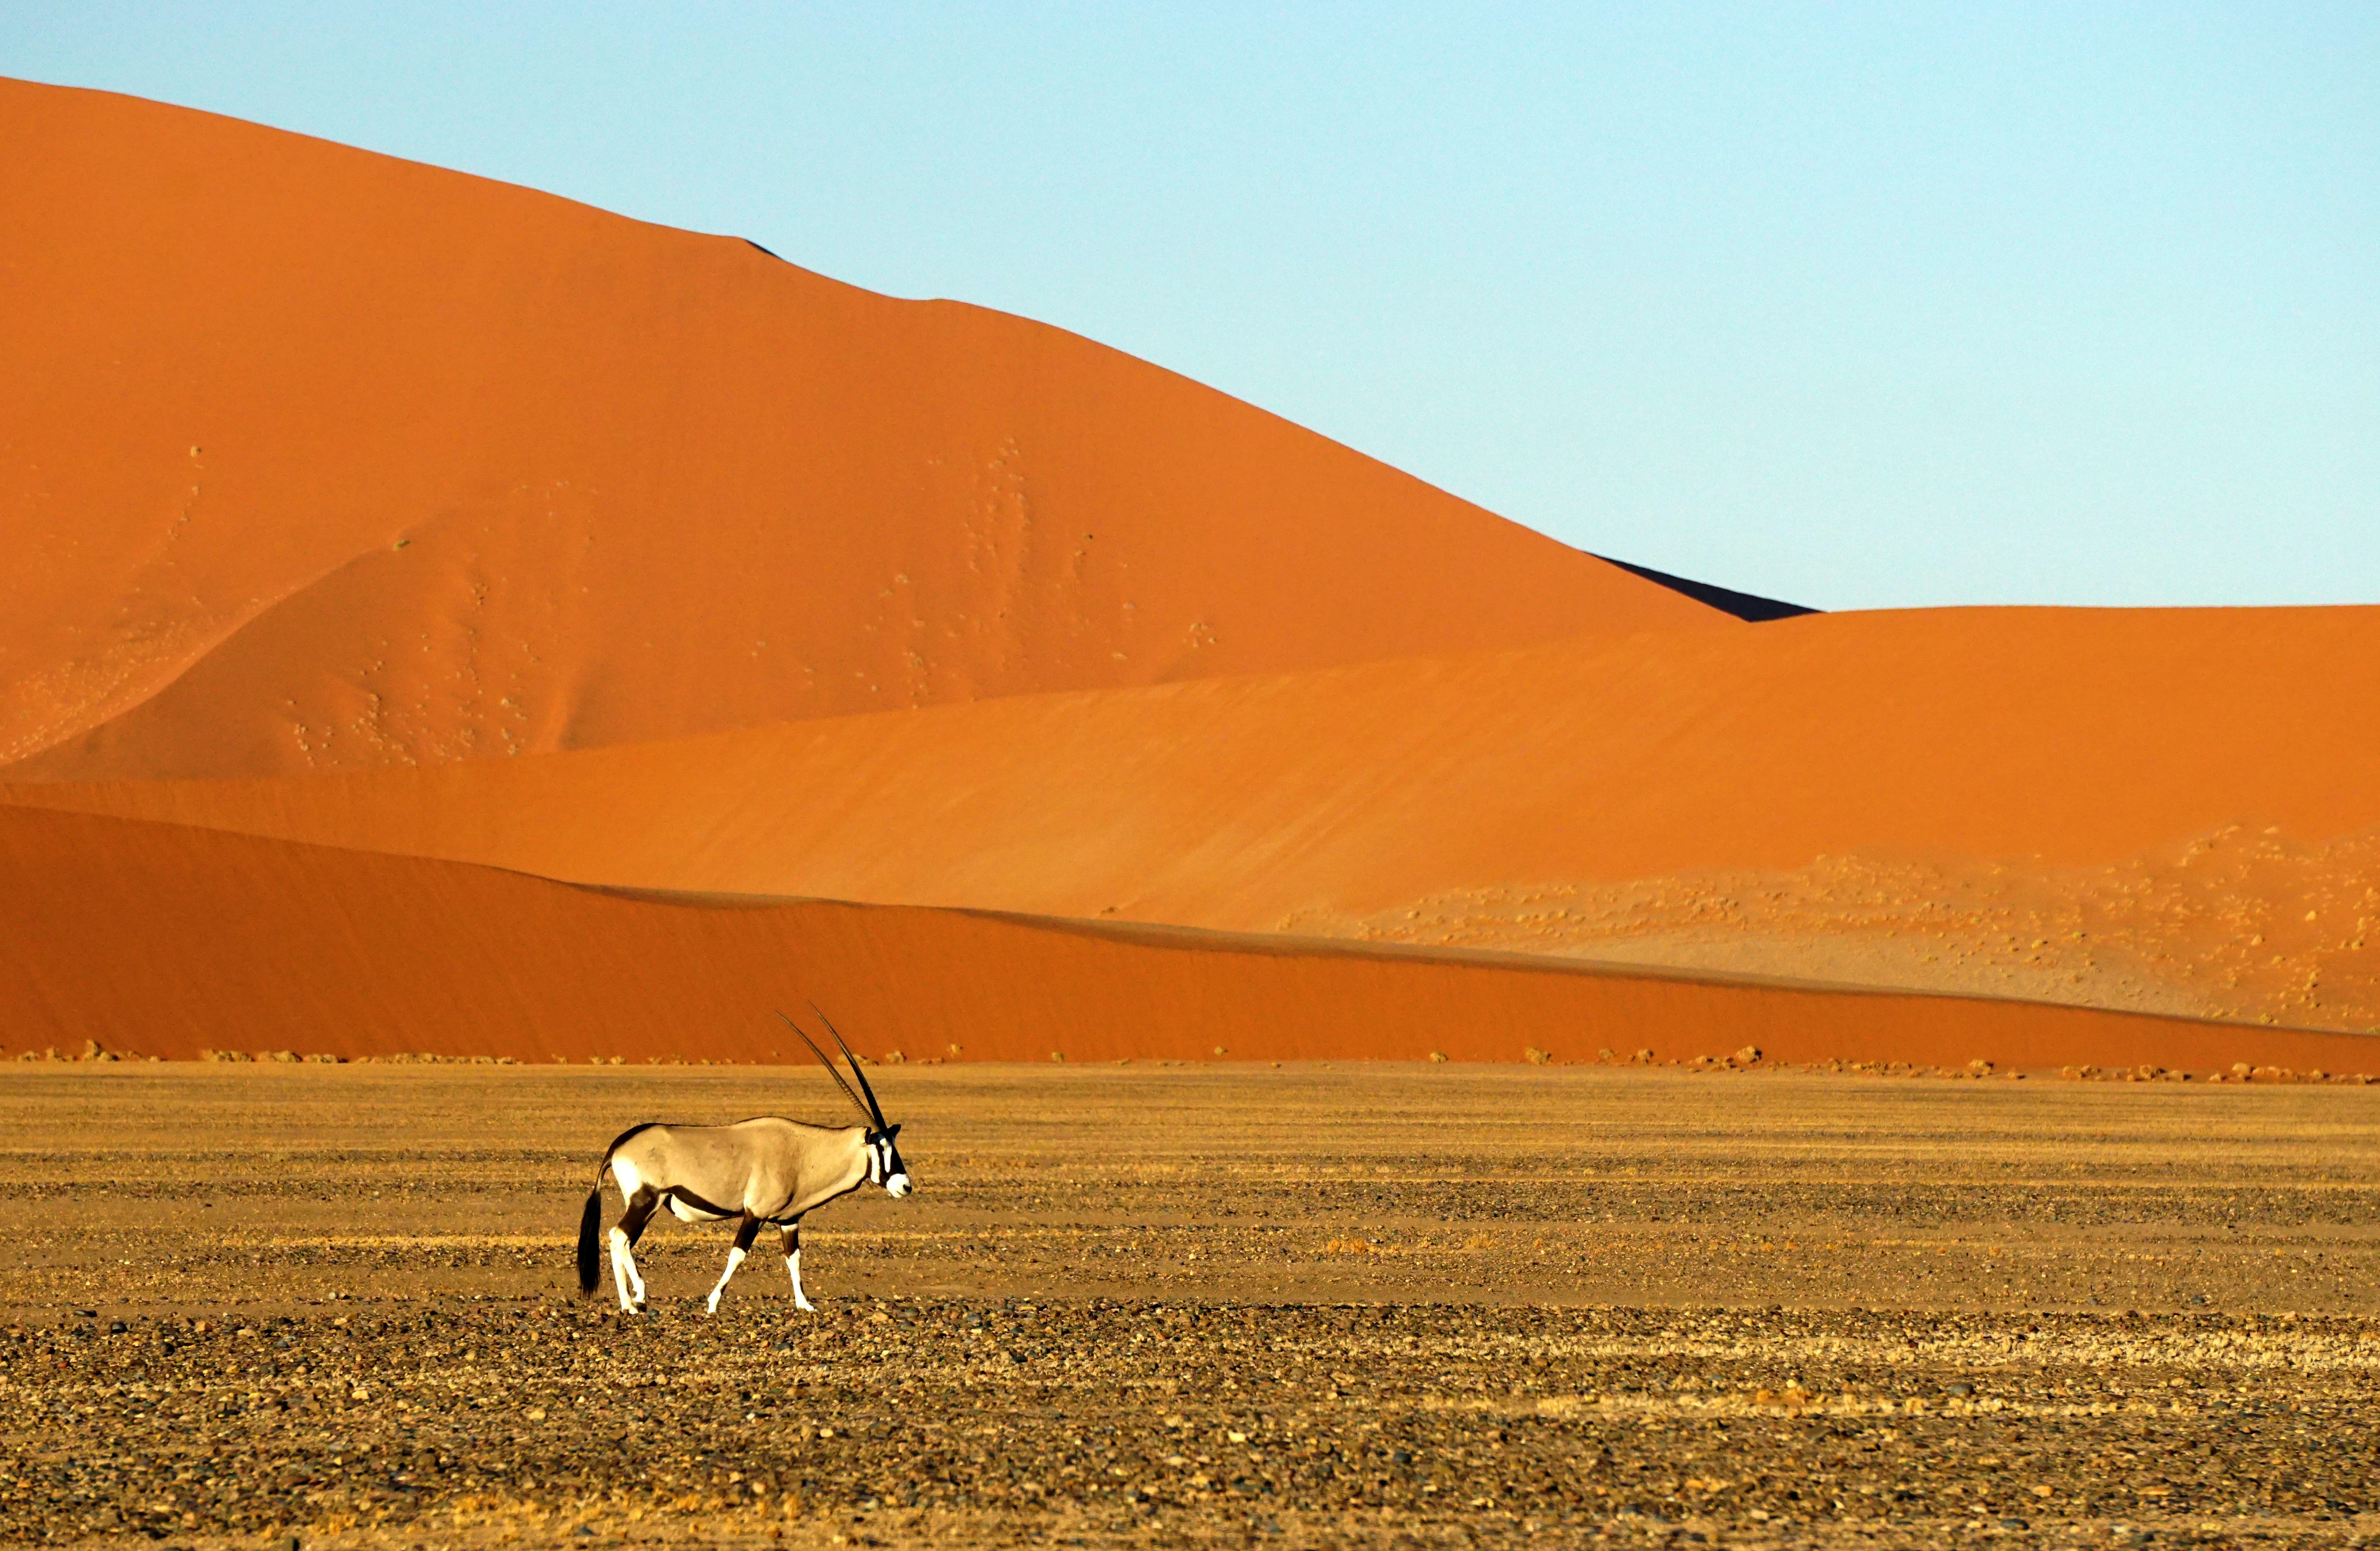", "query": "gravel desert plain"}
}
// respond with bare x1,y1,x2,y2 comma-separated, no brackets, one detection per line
5,76,2380,1551
8,1062,2380,1551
